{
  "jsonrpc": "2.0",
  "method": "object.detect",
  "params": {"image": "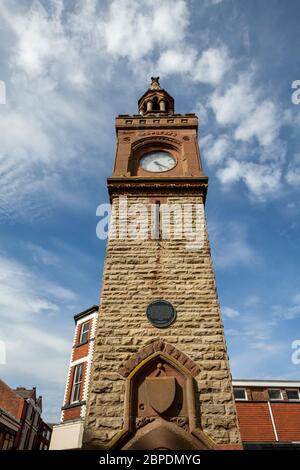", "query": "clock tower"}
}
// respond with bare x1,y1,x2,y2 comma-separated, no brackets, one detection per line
83,78,242,450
